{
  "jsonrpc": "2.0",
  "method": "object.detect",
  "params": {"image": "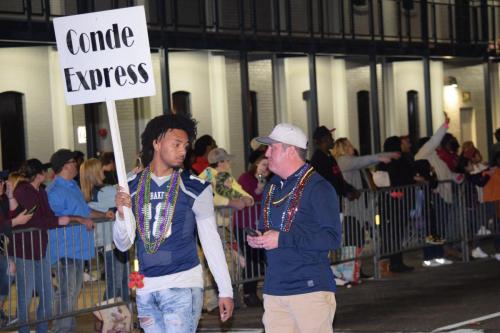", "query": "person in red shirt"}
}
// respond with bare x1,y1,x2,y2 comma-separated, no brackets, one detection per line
191,135,217,174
